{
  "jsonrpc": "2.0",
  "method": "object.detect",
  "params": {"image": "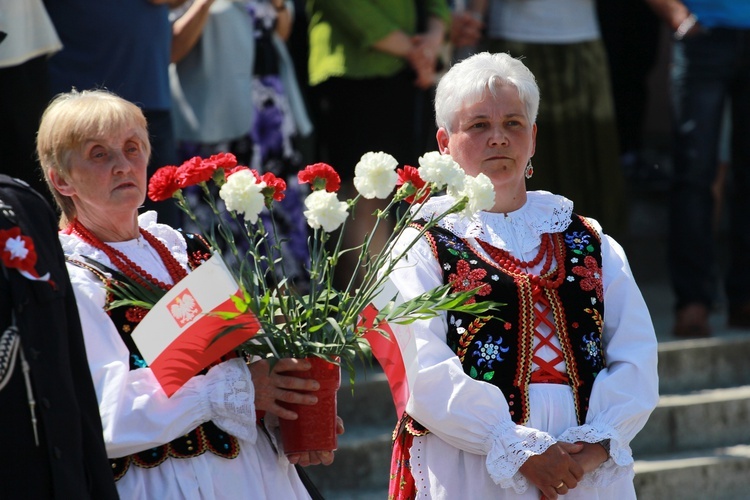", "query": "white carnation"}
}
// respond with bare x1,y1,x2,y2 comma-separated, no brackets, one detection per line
218,169,265,223
304,190,349,232
459,173,495,217
353,151,398,199
418,151,465,192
